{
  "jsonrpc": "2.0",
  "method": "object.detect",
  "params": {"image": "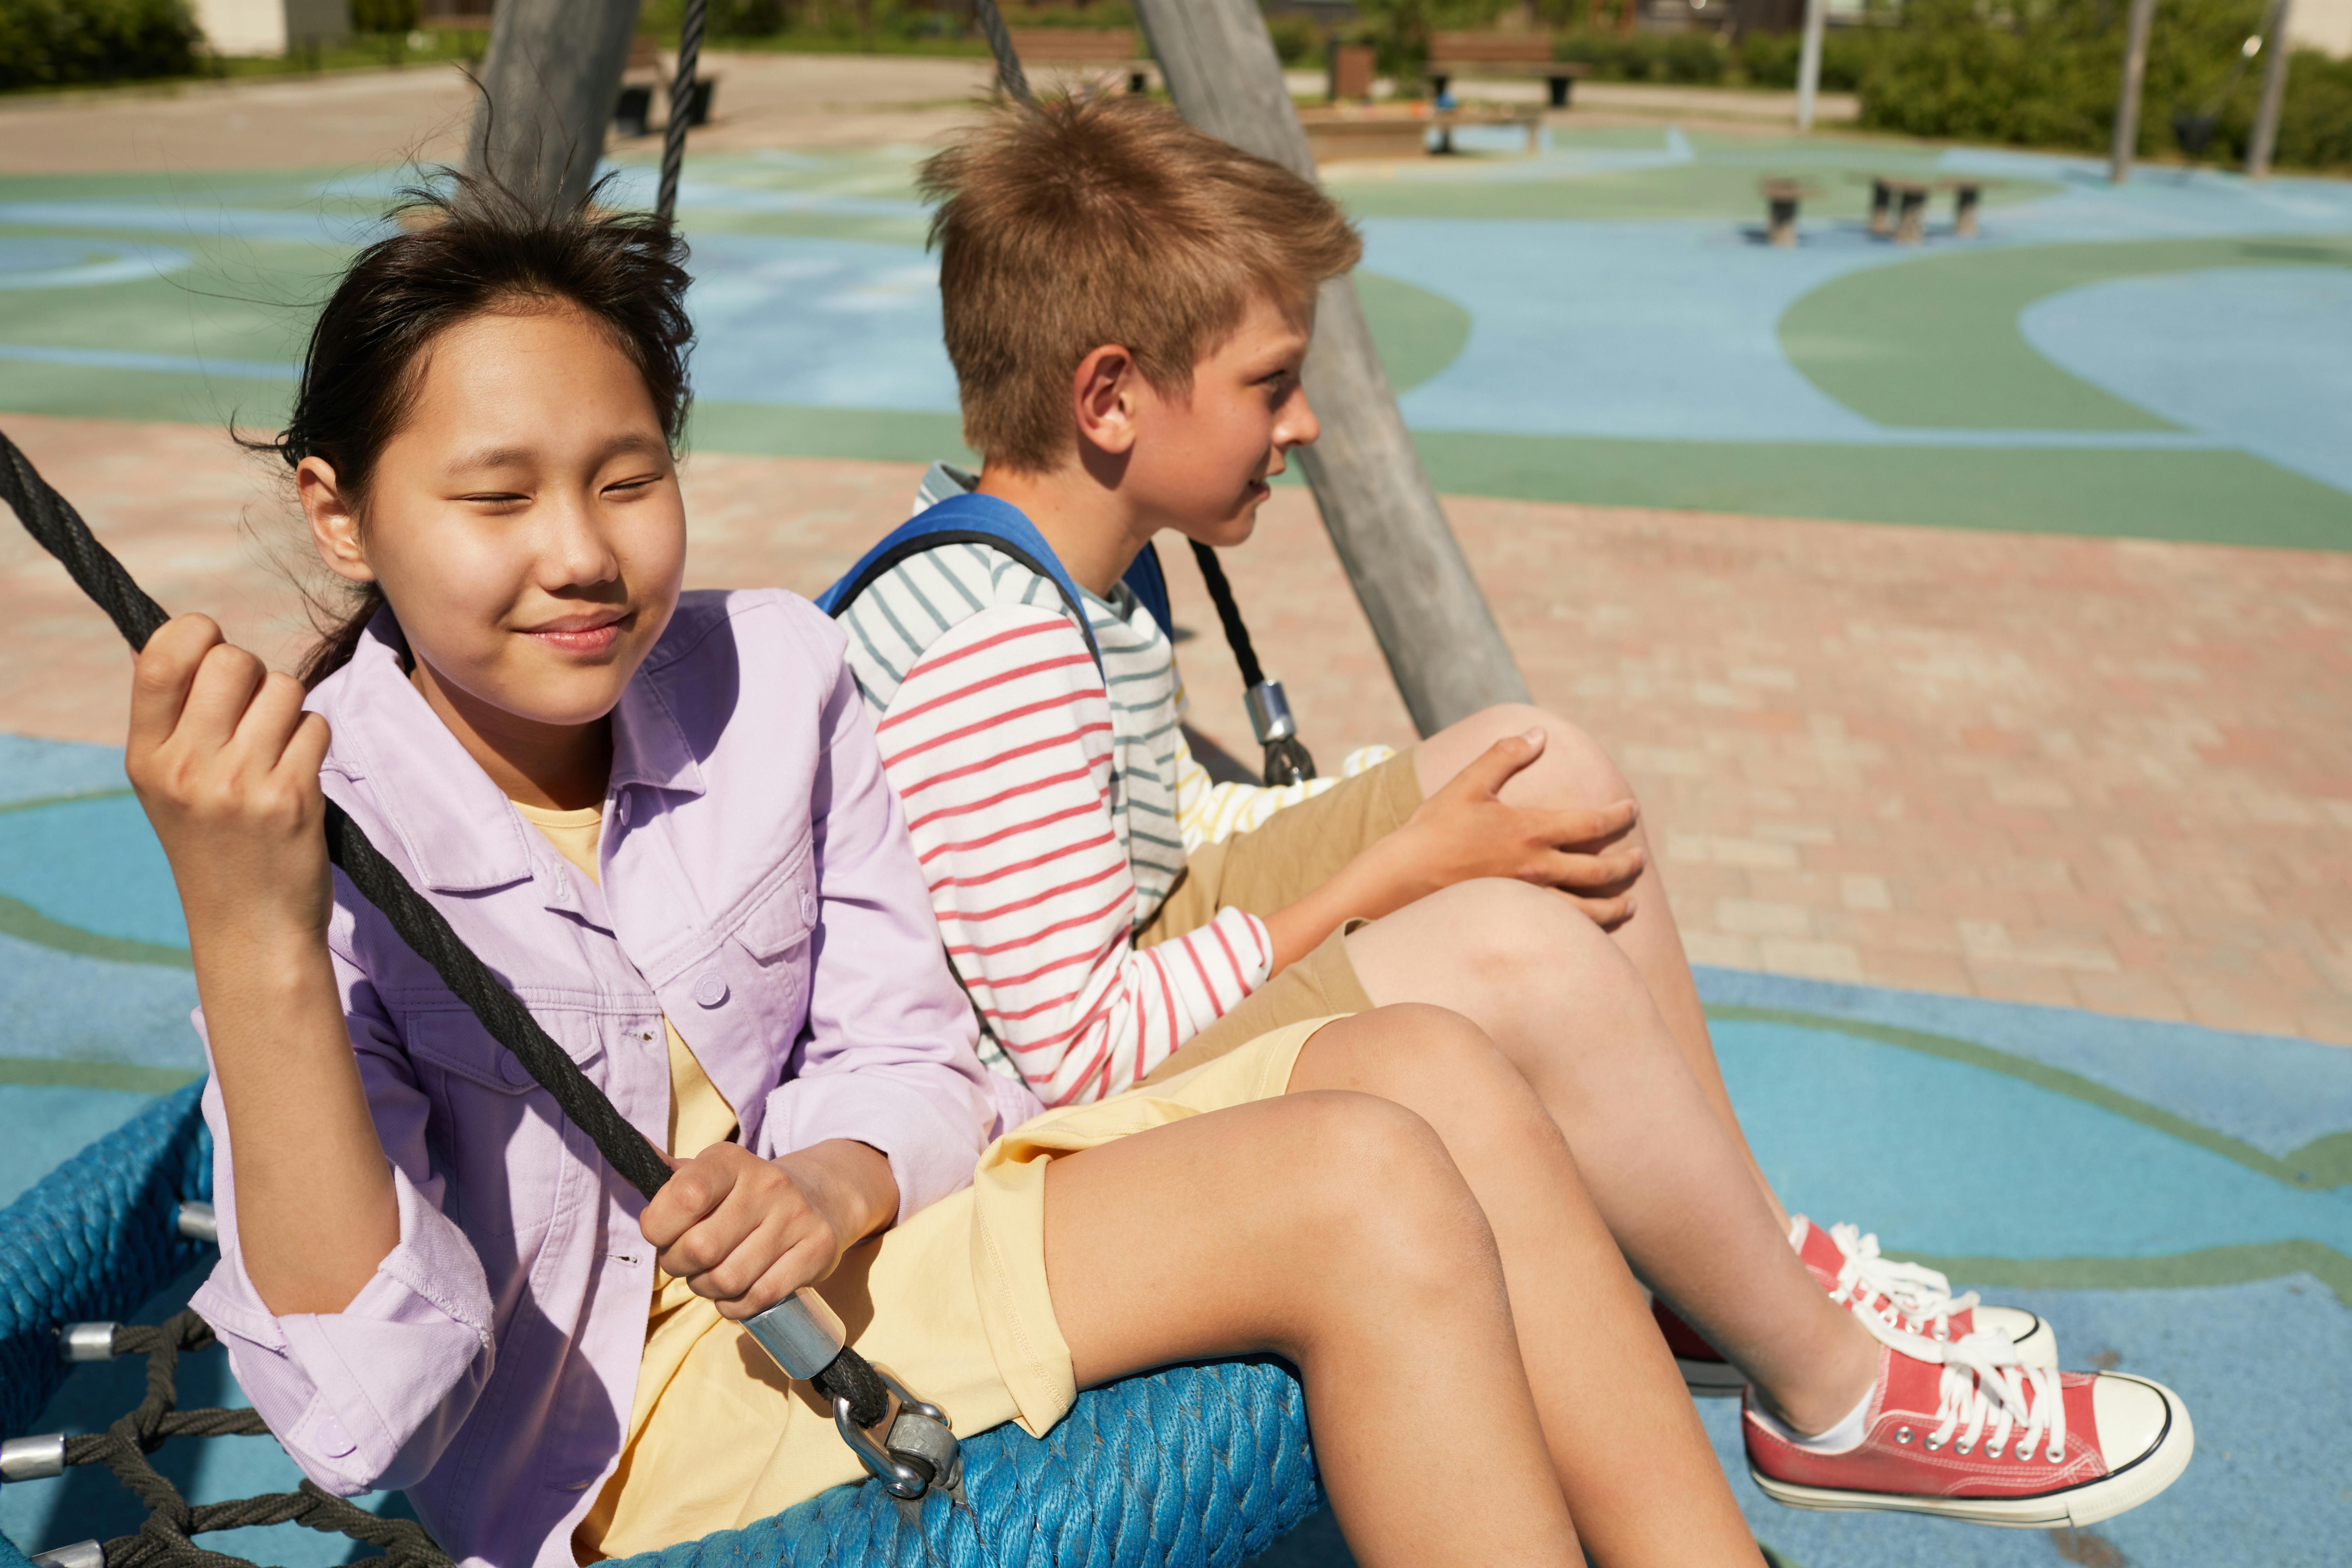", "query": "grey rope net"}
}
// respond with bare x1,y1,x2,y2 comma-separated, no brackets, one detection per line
40,1312,451,1568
